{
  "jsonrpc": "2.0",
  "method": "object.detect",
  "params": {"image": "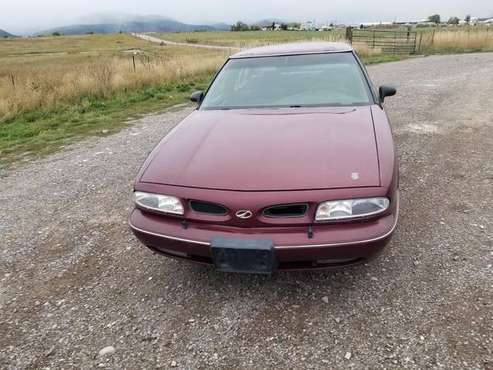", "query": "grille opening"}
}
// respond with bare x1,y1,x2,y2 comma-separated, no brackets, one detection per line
189,200,228,215
263,204,308,218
